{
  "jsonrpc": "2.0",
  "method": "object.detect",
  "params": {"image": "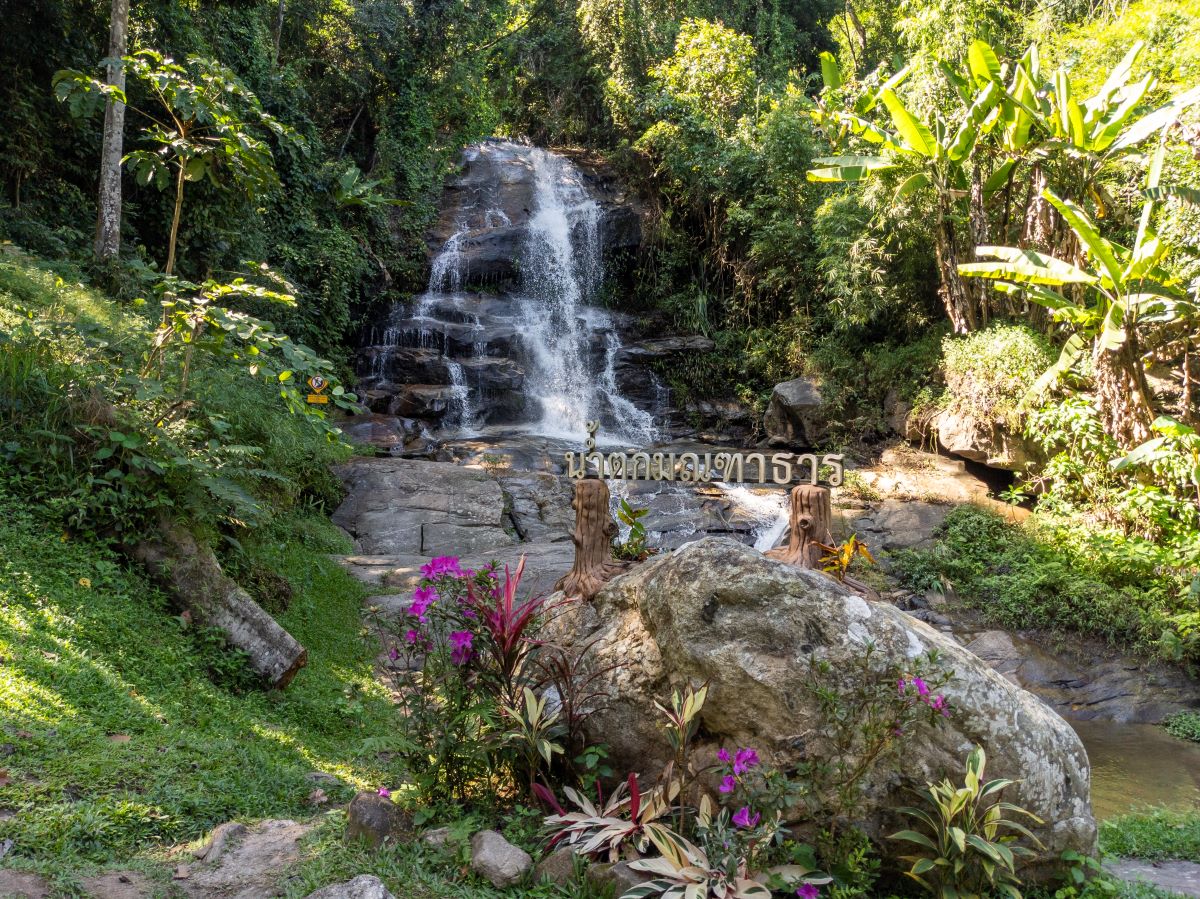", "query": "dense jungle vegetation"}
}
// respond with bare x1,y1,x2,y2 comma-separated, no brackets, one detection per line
1,0,1200,894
